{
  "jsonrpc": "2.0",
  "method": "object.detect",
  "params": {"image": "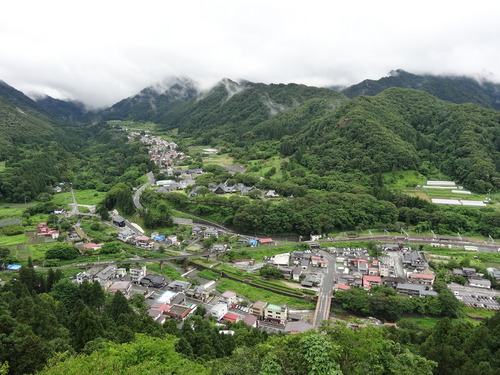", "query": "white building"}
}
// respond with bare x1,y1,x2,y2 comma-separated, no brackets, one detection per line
210,303,228,321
